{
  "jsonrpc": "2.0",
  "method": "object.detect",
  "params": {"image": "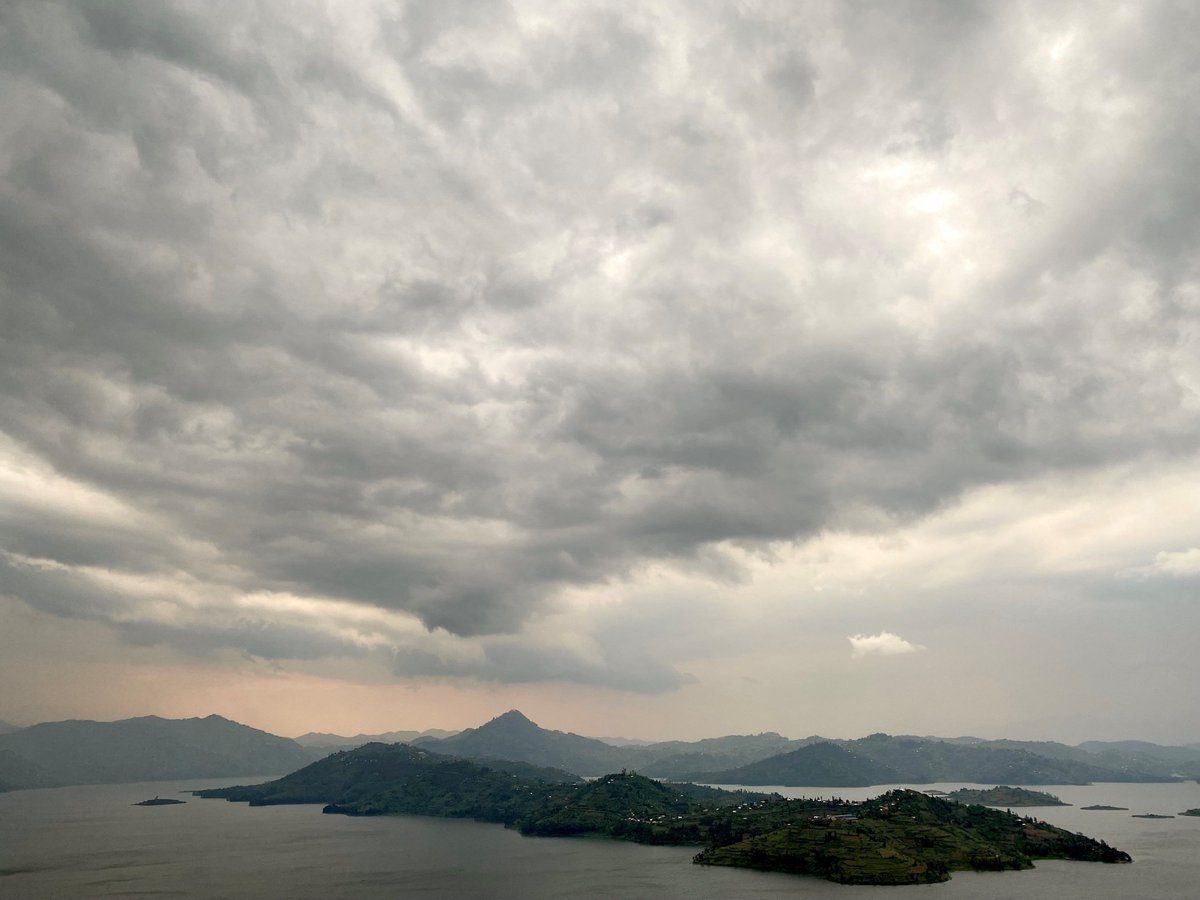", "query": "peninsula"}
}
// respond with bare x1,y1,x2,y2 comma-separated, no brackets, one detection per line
196,743,1129,885
695,789,1126,885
